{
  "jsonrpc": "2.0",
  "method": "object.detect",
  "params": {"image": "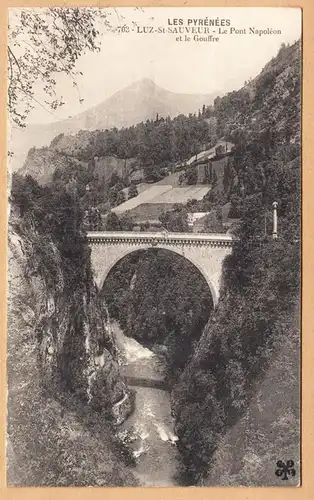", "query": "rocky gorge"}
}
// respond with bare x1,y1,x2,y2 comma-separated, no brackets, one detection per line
6,39,301,487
